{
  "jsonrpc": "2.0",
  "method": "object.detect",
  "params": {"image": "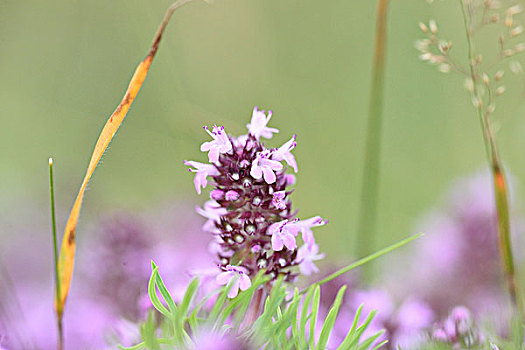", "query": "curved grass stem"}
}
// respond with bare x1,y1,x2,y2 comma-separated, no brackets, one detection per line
49,158,63,350
459,0,524,336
